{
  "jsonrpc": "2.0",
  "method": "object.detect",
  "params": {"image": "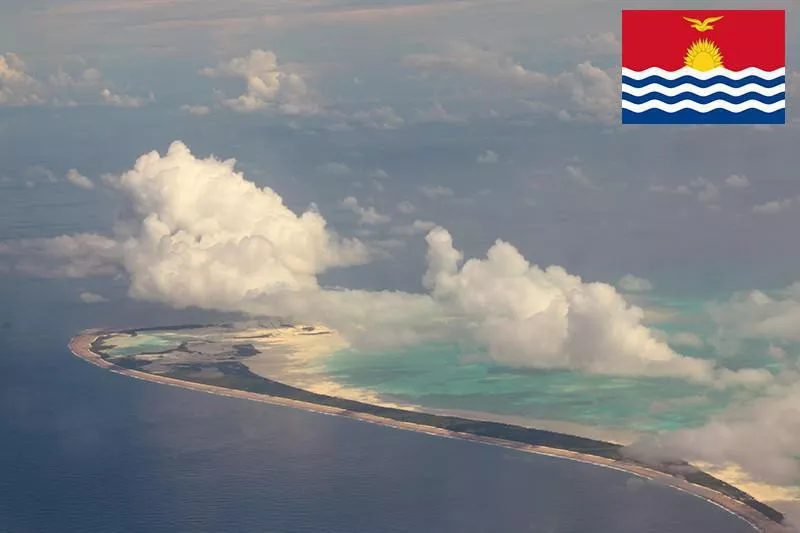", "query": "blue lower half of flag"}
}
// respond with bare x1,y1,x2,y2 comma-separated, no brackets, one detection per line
620,67,786,125
622,108,785,124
